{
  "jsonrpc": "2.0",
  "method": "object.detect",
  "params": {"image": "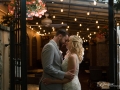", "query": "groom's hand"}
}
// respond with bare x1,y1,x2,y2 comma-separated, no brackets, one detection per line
64,69,75,80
